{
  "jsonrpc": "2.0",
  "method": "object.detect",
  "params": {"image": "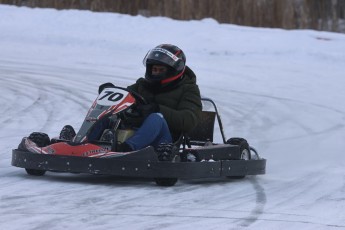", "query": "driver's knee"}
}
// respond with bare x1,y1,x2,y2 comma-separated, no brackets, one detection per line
146,112,165,123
